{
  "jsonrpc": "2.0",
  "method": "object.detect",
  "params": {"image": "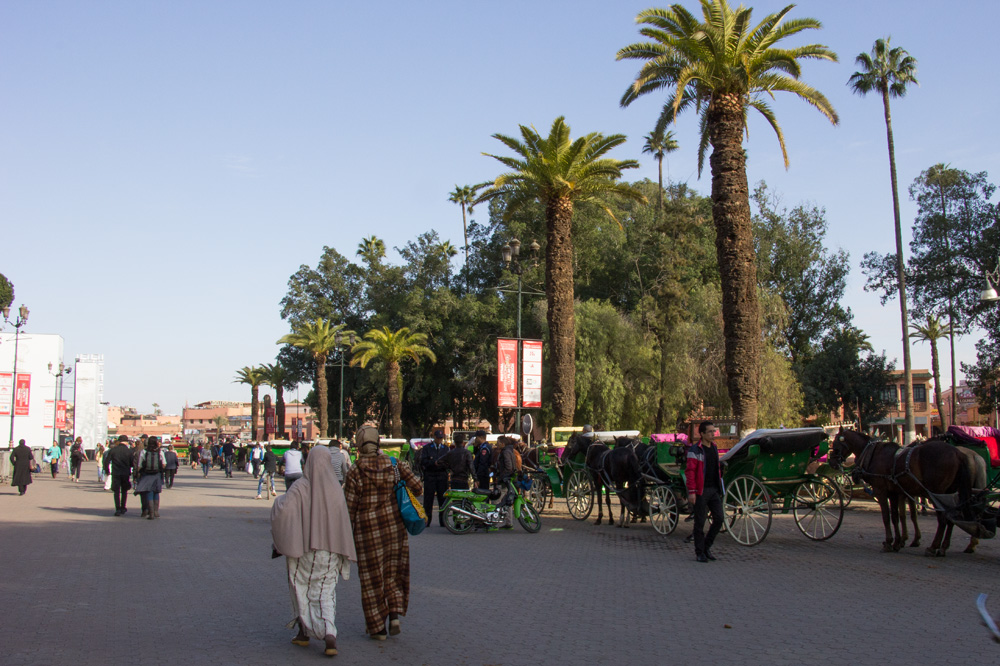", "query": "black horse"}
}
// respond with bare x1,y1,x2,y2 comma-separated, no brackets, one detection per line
562,434,646,526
